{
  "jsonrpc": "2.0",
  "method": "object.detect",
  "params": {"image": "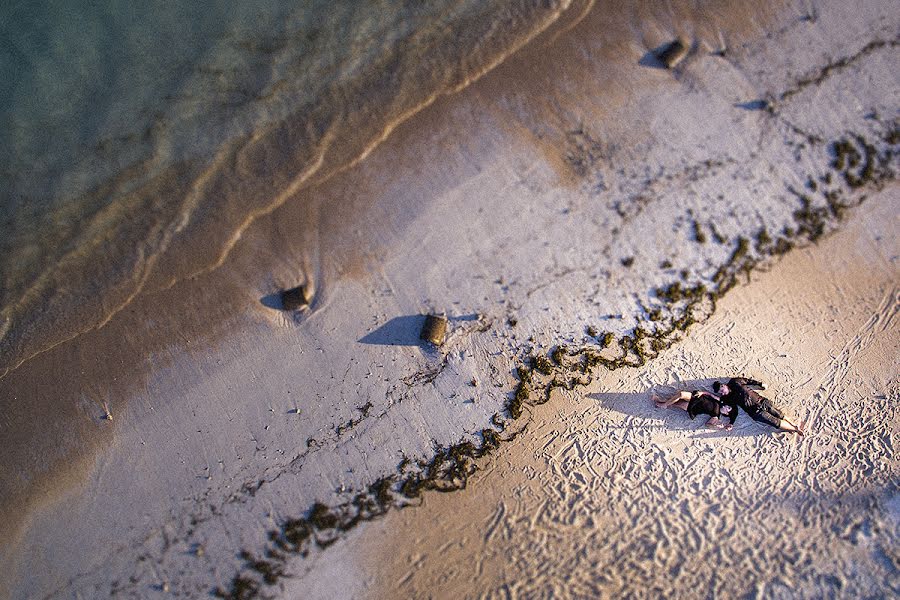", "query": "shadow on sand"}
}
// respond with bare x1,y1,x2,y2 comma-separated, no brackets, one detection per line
638,48,669,69
358,315,427,346
260,292,286,310
357,313,481,347
588,378,779,438
734,99,770,111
